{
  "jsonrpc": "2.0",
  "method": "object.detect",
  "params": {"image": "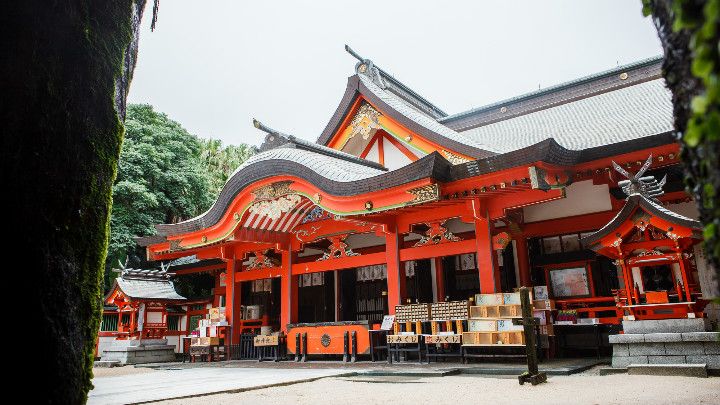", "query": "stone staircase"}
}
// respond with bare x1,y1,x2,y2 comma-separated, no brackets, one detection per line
609,318,719,374
99,338,176,365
